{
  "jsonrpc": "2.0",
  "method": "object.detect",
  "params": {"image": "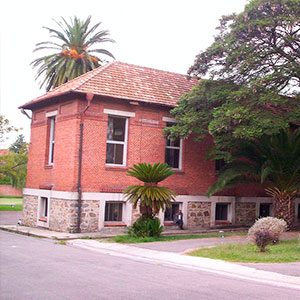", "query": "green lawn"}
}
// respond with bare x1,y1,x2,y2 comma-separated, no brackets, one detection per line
0,197,23,211
101,232,247,244
188,239,300,263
